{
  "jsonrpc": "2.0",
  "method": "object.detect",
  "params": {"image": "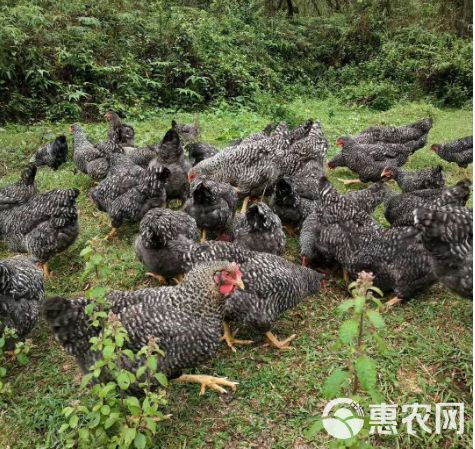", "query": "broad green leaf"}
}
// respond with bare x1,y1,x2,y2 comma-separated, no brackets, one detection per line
322,369,350,399
355,355,377,392
337,299,355,313
59,423,69,433
339,319,359,344
16,353,28,365
147,356,157,372
134,432,147,449
305,419,323,439
155,372,168,387
373,334,388,354
104,412,120,429
69,414,79,429
366,310,385,329
122,426,137,446
117,371,131,390
100,404,111,415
